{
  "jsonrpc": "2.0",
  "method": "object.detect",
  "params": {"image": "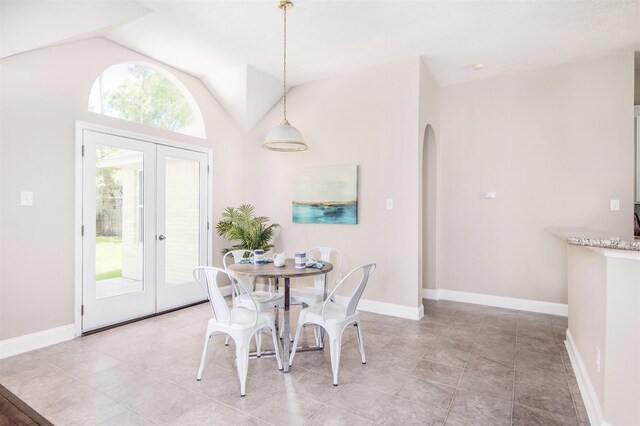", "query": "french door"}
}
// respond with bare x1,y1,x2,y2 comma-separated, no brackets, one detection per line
82,129,209,332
